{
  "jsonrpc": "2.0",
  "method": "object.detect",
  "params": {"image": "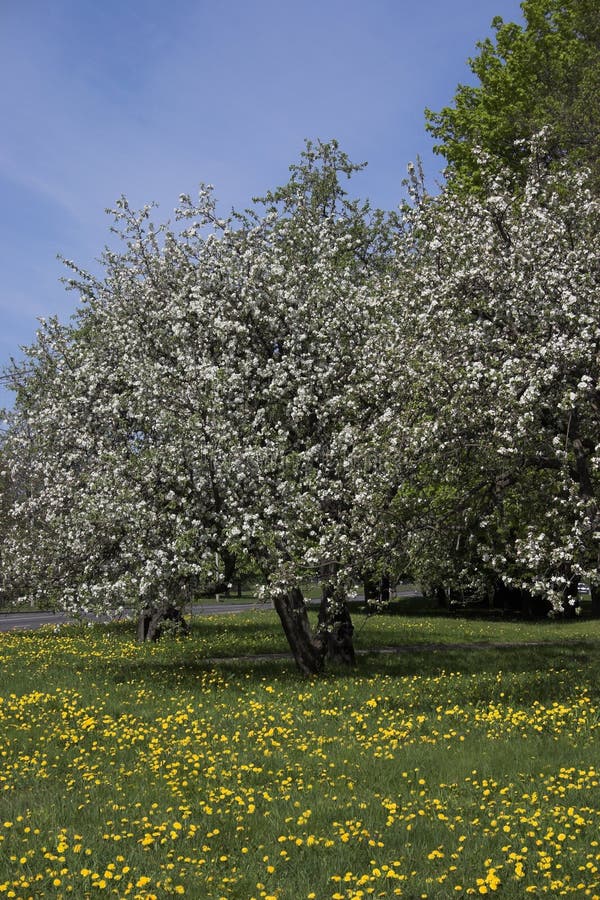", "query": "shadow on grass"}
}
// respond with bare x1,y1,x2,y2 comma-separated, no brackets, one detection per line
360,640,597,673
103,612,281,640
107,638,600,701
90,608,600,703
